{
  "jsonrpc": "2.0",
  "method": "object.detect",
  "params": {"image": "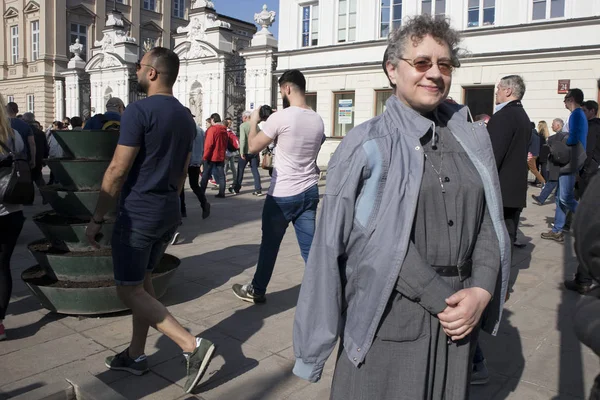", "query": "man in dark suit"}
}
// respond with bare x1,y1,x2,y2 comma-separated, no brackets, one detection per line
487,75,532,246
